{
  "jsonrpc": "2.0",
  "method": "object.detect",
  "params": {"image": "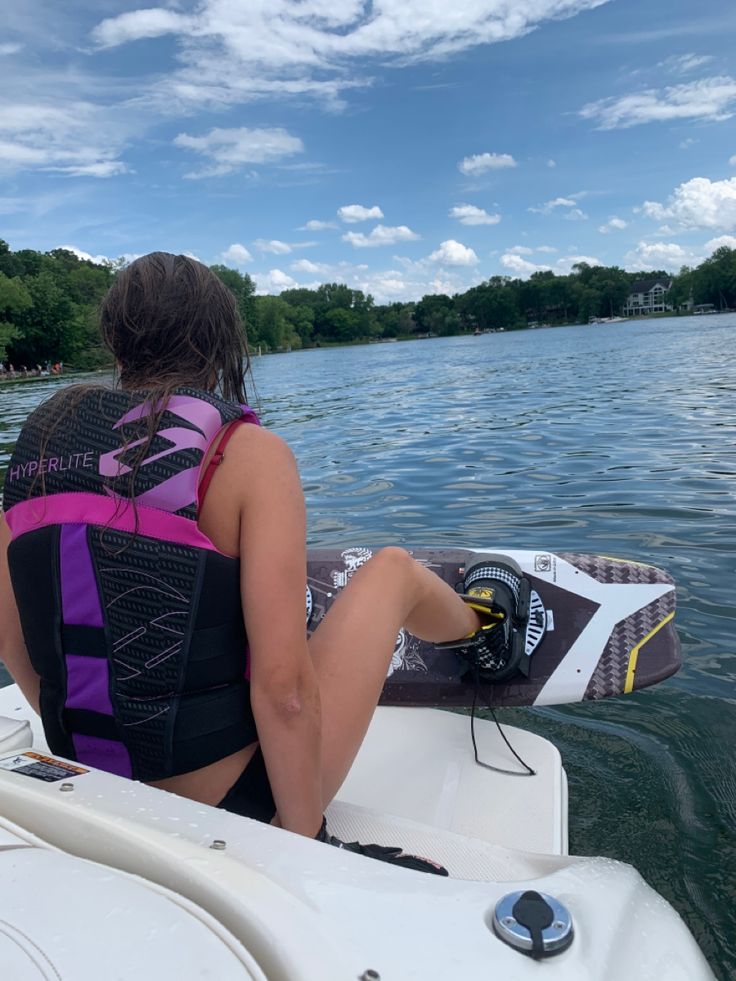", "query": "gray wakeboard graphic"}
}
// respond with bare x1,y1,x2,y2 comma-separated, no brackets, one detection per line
306,548,680,708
